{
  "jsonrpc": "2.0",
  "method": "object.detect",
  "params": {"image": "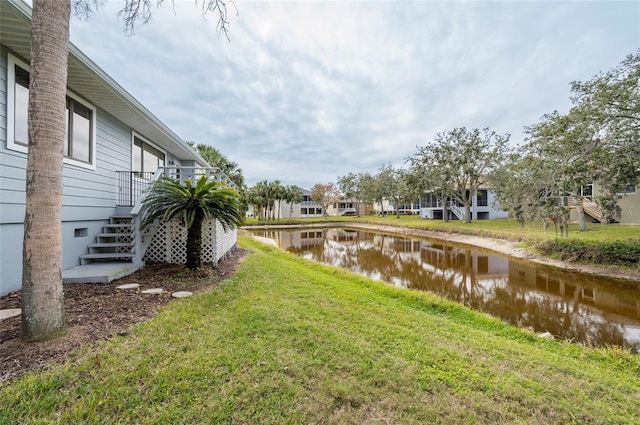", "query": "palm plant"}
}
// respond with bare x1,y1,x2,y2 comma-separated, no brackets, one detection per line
285,185,304,218
141,176,243,269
